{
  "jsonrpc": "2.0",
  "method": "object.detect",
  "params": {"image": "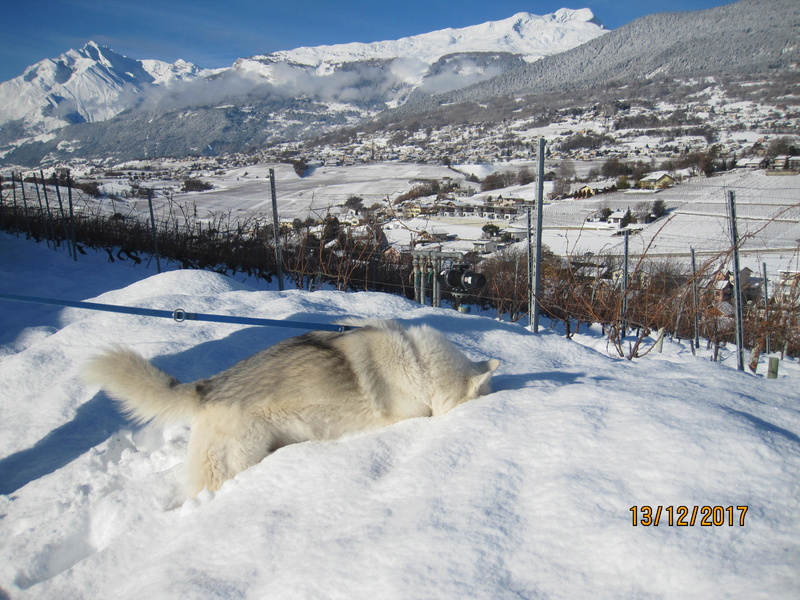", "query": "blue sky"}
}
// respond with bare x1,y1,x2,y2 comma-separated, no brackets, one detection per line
2,0,735,82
